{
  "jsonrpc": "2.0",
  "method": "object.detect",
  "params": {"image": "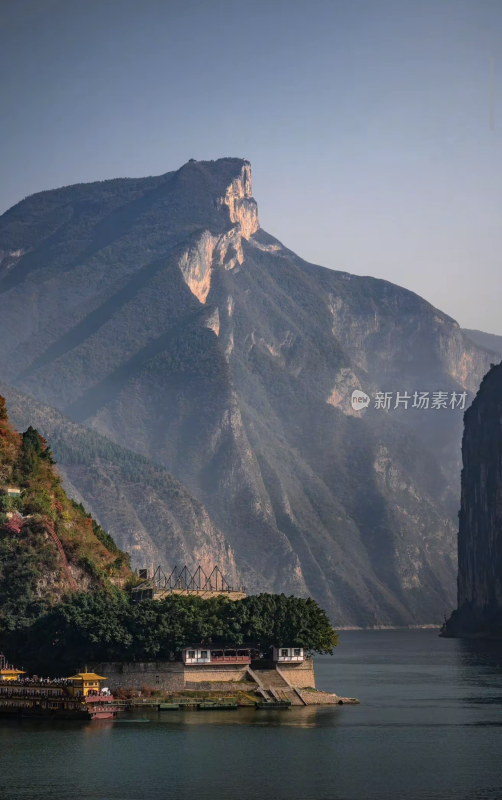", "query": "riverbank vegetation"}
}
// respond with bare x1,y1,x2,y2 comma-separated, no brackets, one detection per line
0,395,131,638
5,589,338,674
